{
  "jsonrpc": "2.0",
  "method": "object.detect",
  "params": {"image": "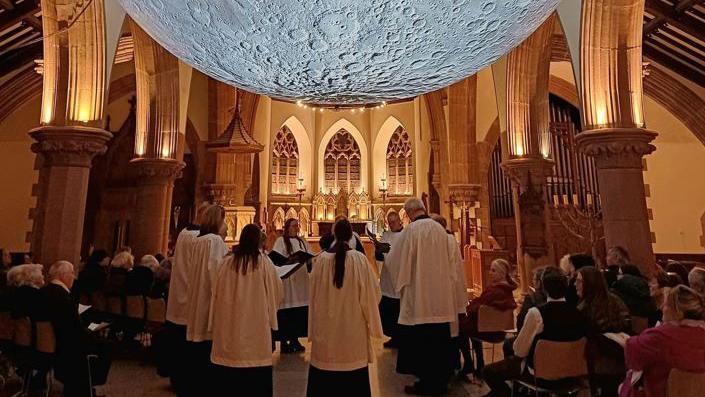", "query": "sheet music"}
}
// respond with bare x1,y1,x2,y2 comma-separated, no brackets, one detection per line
88,322,110,332
276,263,300,279
78,304,91,315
